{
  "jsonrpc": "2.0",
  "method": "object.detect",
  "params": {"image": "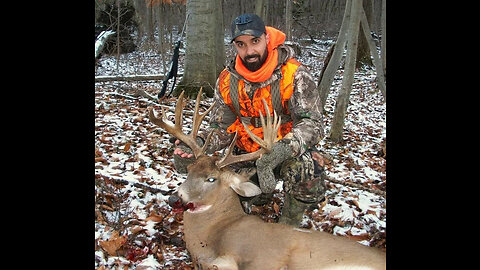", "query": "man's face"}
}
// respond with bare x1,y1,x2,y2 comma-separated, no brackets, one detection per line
233,34,269,72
